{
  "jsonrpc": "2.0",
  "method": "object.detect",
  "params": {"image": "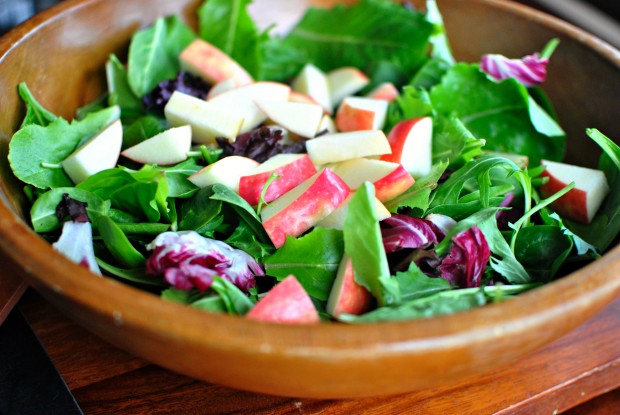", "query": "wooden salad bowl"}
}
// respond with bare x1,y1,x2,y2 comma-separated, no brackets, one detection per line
0,0,619,398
